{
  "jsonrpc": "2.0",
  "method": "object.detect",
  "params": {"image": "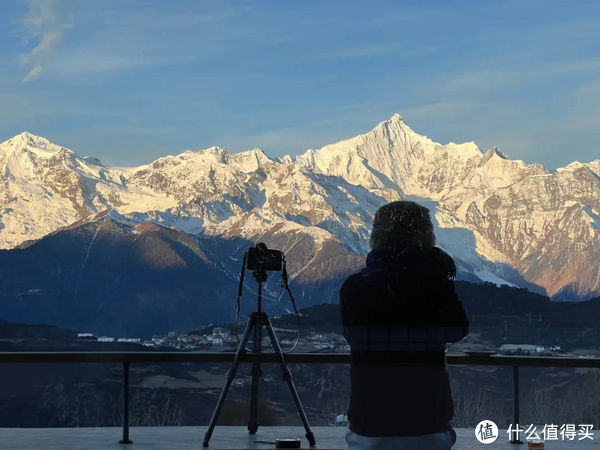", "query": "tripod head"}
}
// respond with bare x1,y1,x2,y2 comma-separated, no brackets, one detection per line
252,268,268,284
237,243,281,314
